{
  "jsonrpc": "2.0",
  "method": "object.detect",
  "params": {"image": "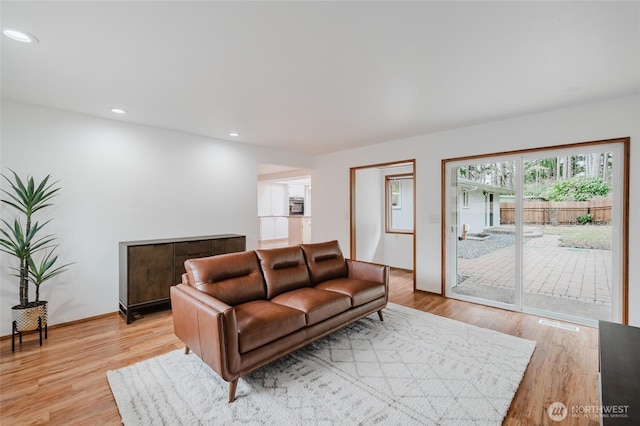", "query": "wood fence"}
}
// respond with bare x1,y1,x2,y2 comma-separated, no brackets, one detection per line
500,199,611,225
